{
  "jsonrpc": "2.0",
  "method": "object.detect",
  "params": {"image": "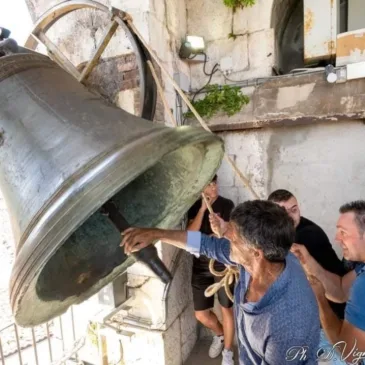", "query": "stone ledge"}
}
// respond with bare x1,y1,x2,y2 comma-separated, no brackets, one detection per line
187,71,365,131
